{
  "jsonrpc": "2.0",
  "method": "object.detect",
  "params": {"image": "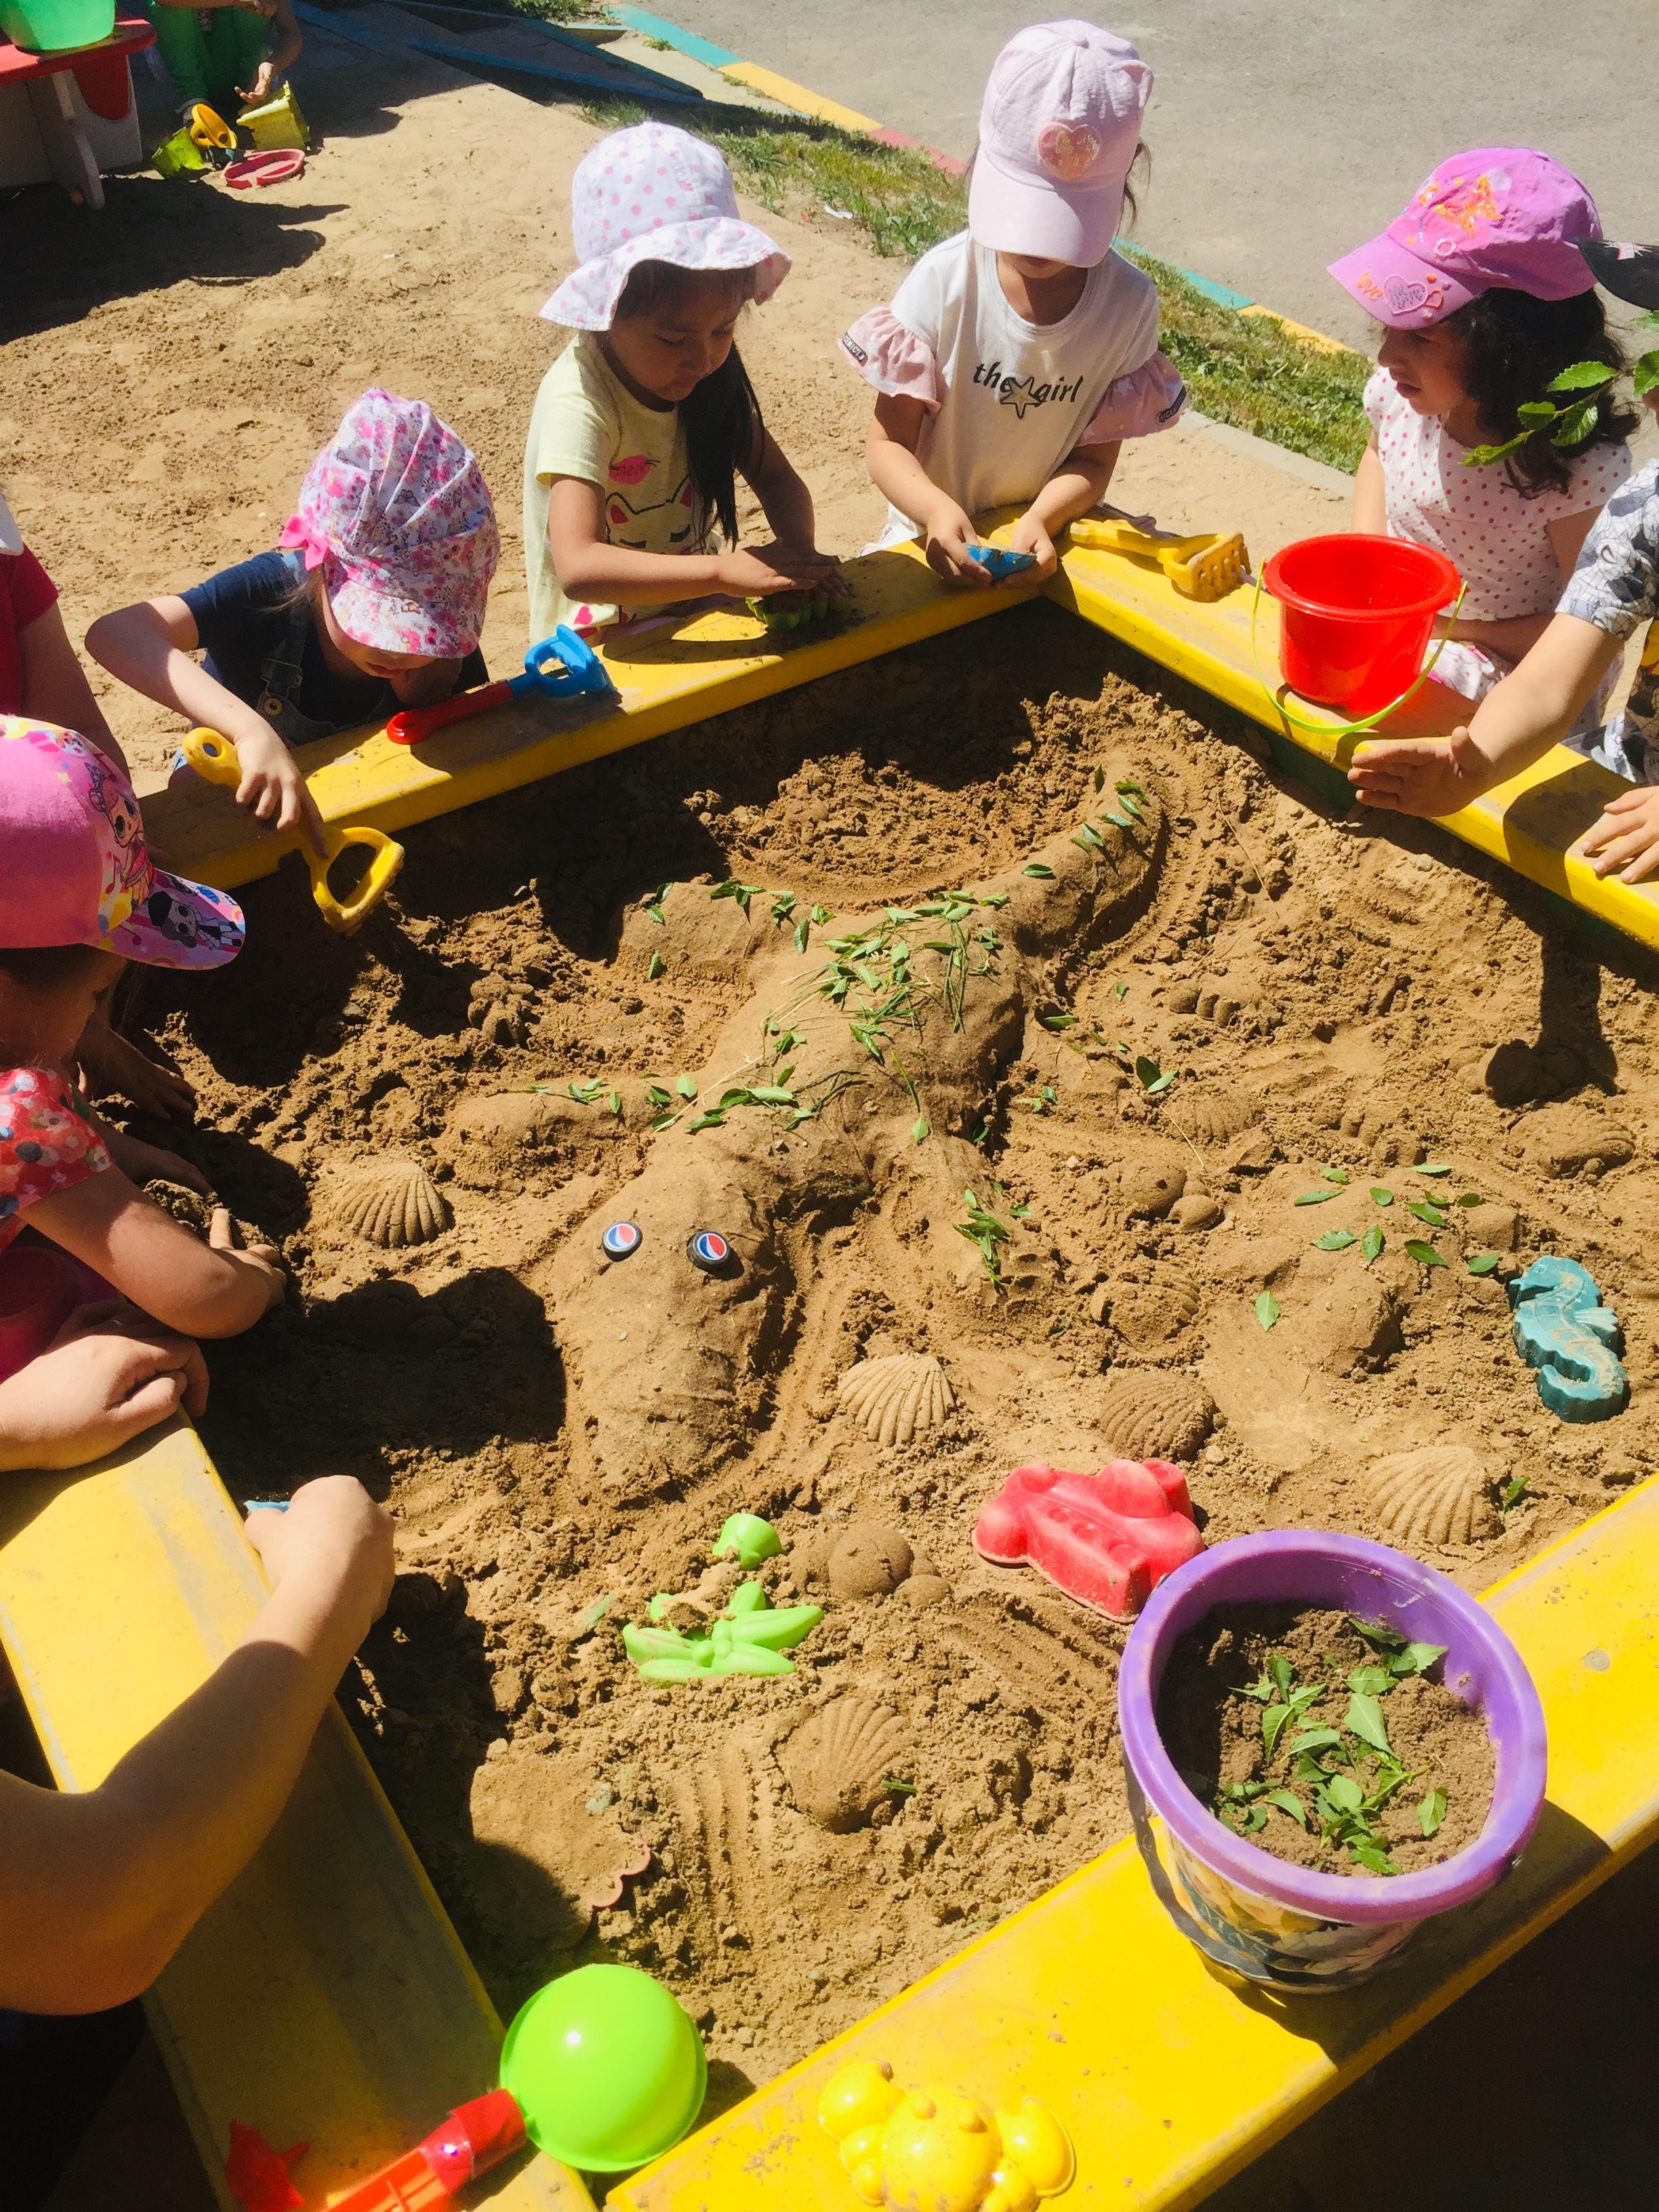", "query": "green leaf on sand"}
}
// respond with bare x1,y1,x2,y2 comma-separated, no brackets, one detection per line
1255,1289,1279,1330
1404,1239,1446,1267
1361,1224,1384,1265
1313,1229,1357,1250
1345,1692,1392,1757
1023,863,1055,878
1370,1187,1394,1206
1418,1786,1448,1838
1294,1187,1340,1206
1465,1252,1502,1275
